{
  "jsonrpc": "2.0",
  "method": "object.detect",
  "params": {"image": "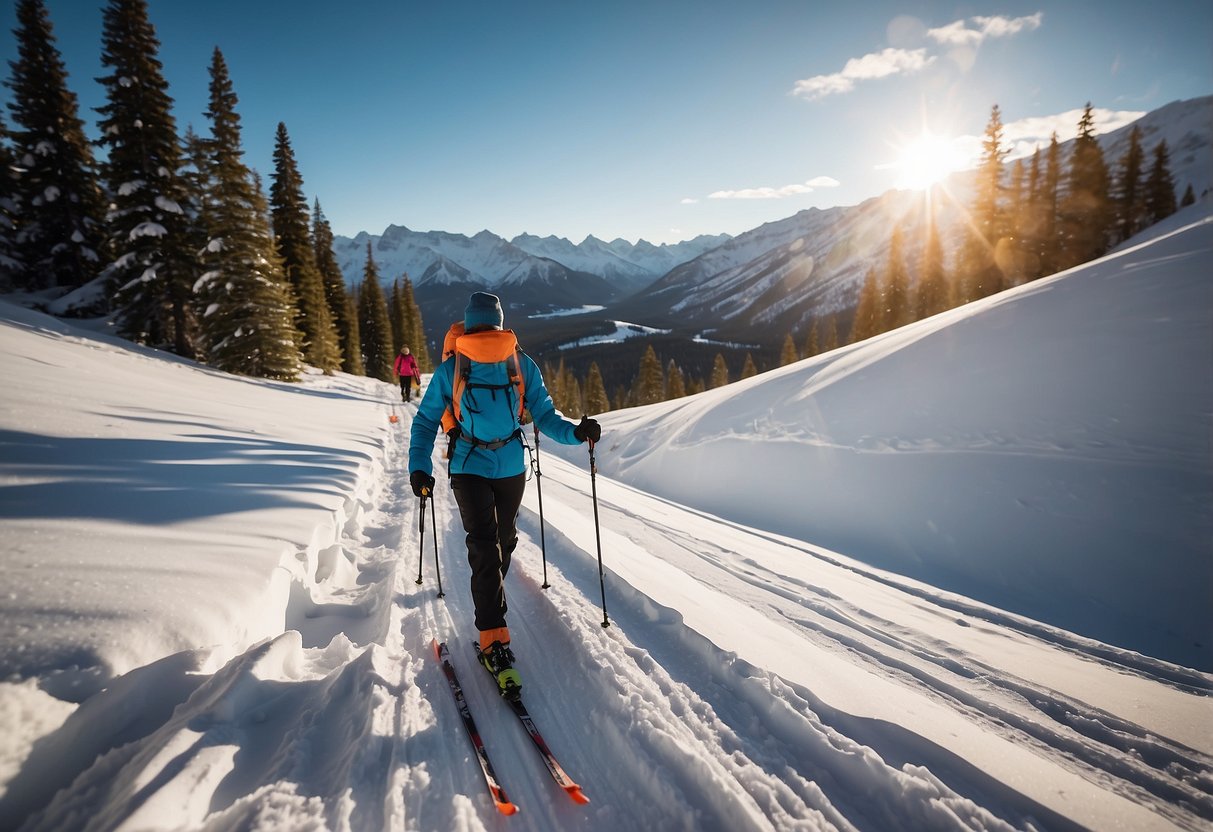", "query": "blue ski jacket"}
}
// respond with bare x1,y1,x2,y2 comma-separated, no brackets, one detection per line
409,351,581,479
